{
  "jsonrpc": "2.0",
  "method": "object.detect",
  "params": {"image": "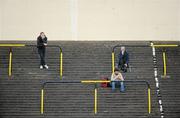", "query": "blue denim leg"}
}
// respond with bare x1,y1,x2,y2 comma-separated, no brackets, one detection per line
111,82,116,91
120,82,125,92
